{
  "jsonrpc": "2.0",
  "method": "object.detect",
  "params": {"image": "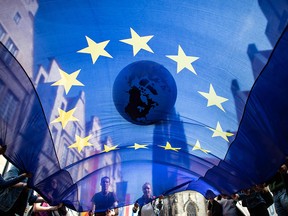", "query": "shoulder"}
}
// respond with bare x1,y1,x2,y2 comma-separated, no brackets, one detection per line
137,196,144,202
134,197,143,205
92,192,101,200
108,192,117,199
